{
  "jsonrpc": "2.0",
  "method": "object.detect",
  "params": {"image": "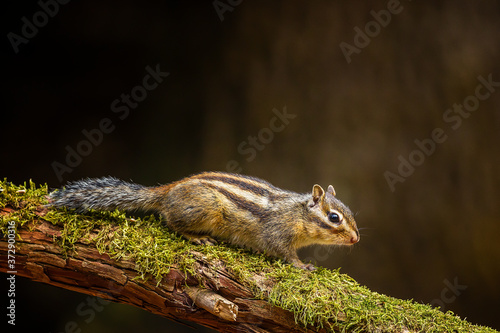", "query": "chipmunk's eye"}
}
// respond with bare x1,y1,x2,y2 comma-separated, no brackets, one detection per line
328,212,341,224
